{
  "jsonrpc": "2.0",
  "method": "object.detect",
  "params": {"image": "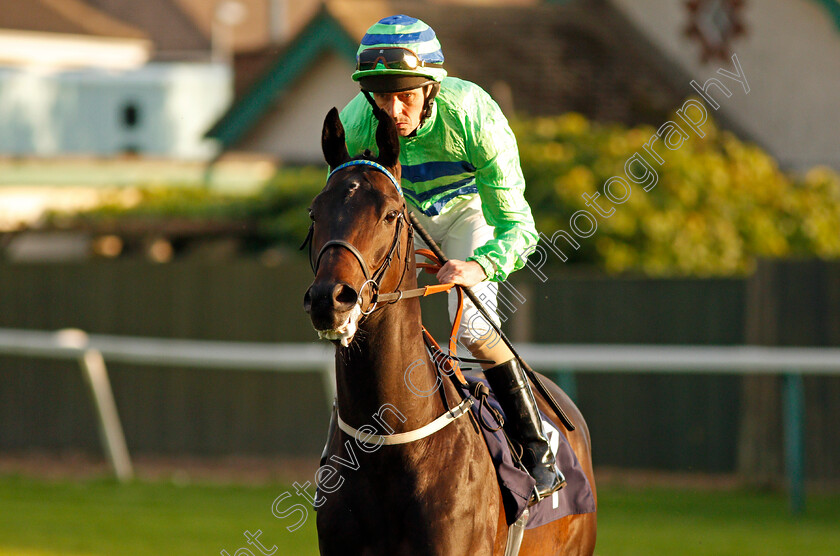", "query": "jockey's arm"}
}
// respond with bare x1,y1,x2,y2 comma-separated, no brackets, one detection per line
463,91,538,283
